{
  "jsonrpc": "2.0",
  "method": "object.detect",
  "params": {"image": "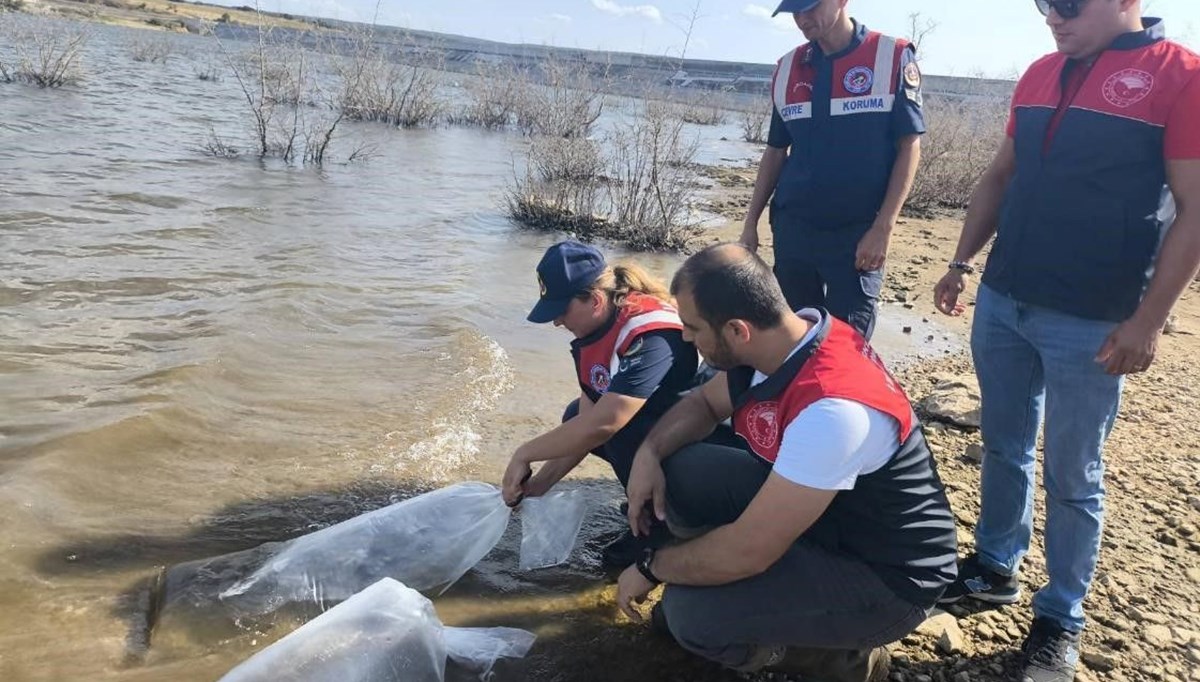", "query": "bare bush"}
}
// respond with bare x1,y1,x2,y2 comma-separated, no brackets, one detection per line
201,128,240,159
907,97,1009,213
738,94,772,143
0,18,87,87
335,33,445,128
452,60,523,129
211,23,357,165
194,61,221,81
515,57,607,139
507,100,702,251
129,34,173,63
1,0,25,12
605,99,702,249
676,91,728,126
